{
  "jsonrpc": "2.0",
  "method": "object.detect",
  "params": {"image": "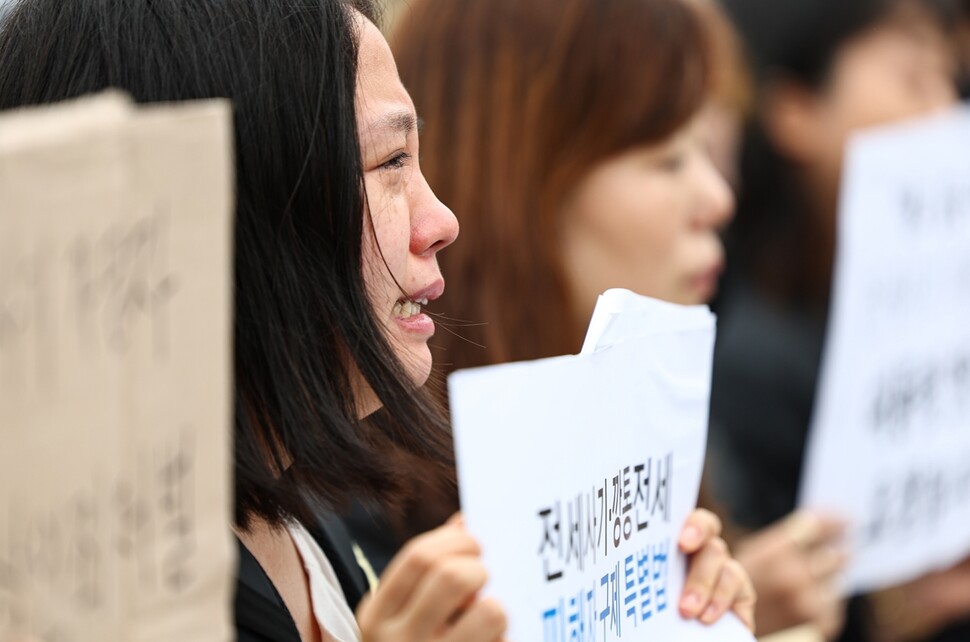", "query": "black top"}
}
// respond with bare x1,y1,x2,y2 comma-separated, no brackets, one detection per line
709,279,827,529
234,513,369,642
